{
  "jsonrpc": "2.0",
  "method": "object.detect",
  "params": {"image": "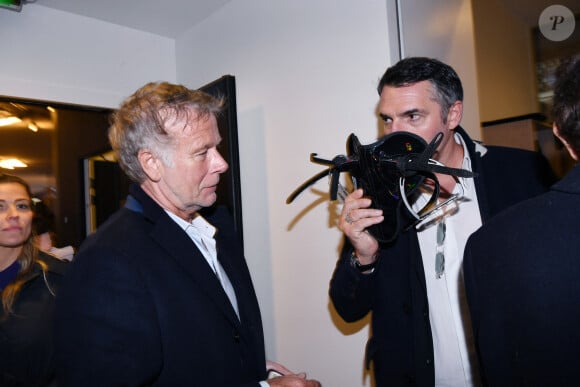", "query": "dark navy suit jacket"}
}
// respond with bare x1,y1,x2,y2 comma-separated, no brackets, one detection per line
54,185,266,386
329,127,556,386
464,164,580,386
